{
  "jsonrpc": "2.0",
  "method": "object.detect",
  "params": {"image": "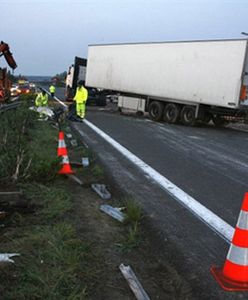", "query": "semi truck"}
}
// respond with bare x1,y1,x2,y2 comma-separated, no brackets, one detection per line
86,39,248,126
65,56,107,106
